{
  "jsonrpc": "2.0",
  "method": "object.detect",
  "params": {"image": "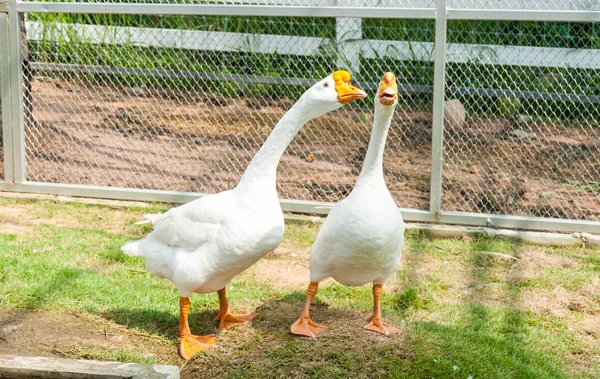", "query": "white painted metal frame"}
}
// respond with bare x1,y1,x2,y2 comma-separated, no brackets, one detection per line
14,1,600,23
0,11,12,183
429,0,447,215
7,0,25,183
16,2,437,19
1,0,599,234
0,181,597,233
